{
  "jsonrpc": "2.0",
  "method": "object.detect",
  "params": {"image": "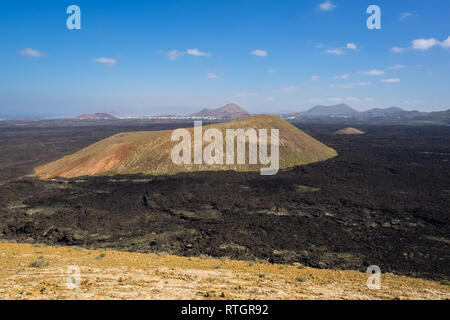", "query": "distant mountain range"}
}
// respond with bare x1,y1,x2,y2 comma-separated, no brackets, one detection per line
361,107,426,119
279,104,449,125
76,113,117,120
299,104,424,119
190,103,250,119
361,107,406,117
303,104,360,117
65,105,450,123
414,109,450,122
4,103,447,125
